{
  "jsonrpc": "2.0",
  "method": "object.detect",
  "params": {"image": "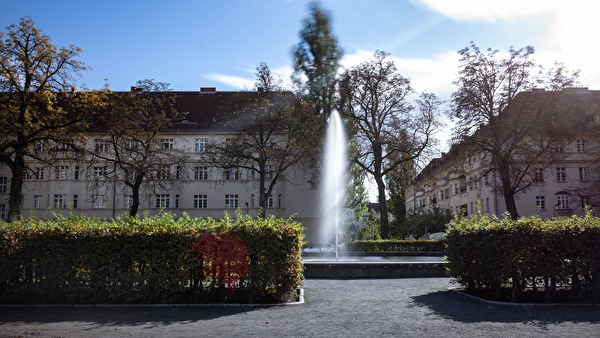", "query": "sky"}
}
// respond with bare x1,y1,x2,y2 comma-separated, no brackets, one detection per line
4,0,600,200
4,0,600,98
